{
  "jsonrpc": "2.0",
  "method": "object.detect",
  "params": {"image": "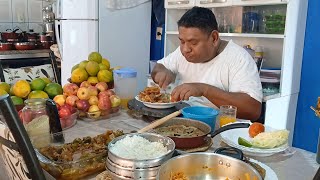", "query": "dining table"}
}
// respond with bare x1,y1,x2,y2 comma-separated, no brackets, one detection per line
0,109,319,180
